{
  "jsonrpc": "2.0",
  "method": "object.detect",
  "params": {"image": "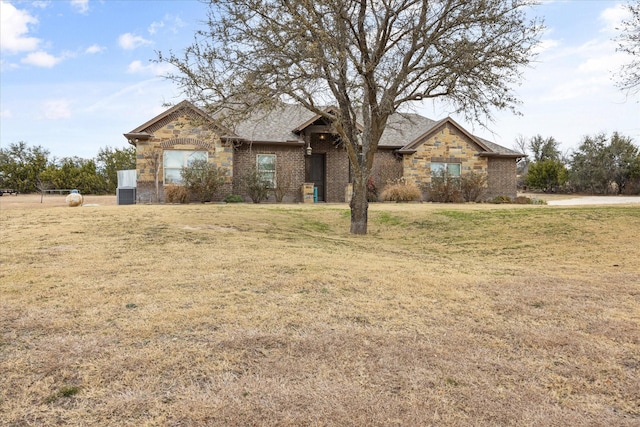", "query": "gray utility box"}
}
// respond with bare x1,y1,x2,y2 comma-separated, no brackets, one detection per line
117,187,136,205
116,170,137,205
